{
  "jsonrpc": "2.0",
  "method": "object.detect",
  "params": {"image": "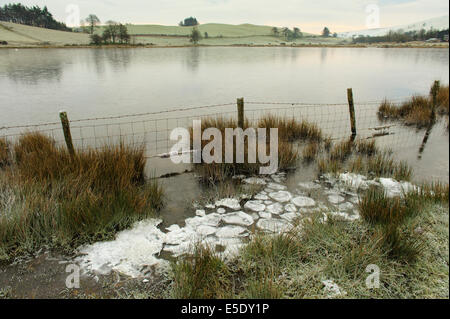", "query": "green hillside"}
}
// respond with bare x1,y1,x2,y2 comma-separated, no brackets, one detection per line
0,21,89,46
1,21,341,47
